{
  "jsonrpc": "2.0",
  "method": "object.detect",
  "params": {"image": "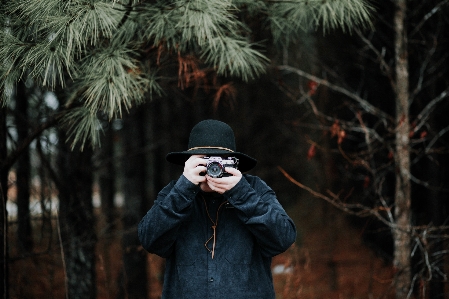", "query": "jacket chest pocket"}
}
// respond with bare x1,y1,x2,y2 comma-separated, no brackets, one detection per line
222,214,254,265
